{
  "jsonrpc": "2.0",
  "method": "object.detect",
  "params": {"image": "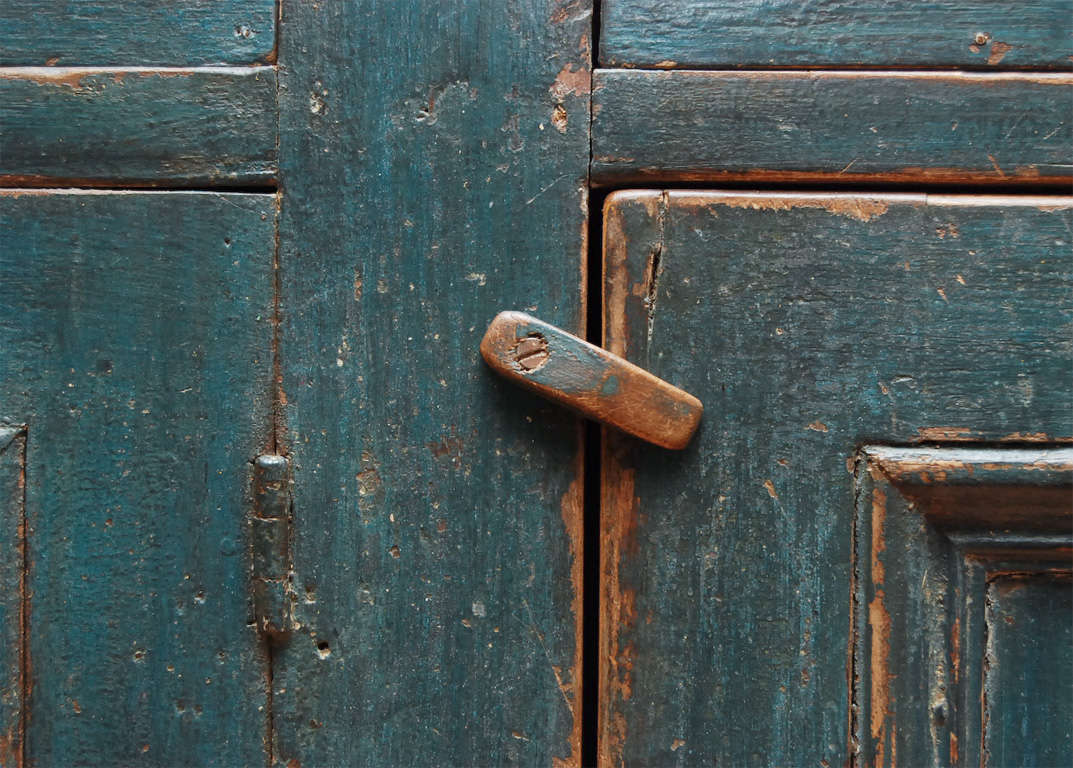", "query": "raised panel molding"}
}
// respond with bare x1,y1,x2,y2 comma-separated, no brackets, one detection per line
853,446,1073,767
